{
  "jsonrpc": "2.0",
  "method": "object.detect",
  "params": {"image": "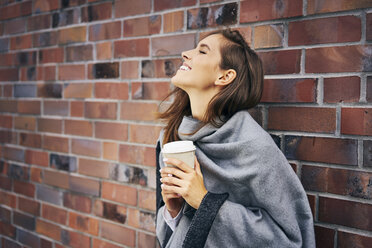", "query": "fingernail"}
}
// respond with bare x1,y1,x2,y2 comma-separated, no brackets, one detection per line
159,168,162,173
168,174,172,177
161,184,164,188
160,178,163,182
163,158,168,162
